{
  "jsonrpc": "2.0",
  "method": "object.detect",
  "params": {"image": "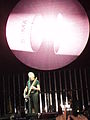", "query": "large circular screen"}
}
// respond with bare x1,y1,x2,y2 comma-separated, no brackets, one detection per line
6,0,89,70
